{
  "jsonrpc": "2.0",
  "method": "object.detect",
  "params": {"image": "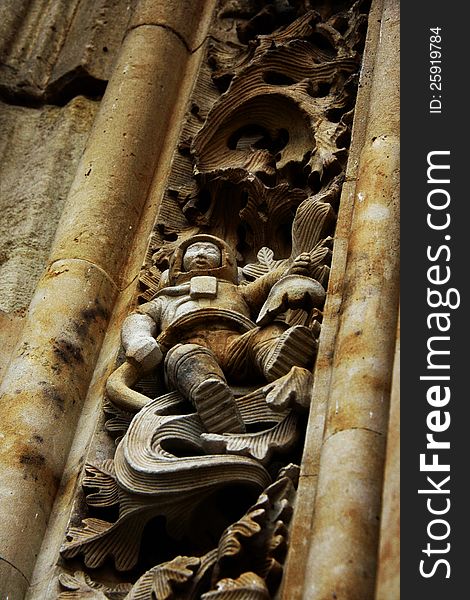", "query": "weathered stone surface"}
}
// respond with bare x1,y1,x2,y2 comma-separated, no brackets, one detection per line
130,0,215,51
0,260,116,589
0,97,98,313
375,317,400,600
55,1,369,596
282,1,400,598
0,1,400,599
304,429,386,600
48,25,189,286
323,134,400,439
0,0,135,102
0,560,29,600
1,2,220,598
0,310,25,381
26,280,137,600
27,14,219,600
60,228,323,568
